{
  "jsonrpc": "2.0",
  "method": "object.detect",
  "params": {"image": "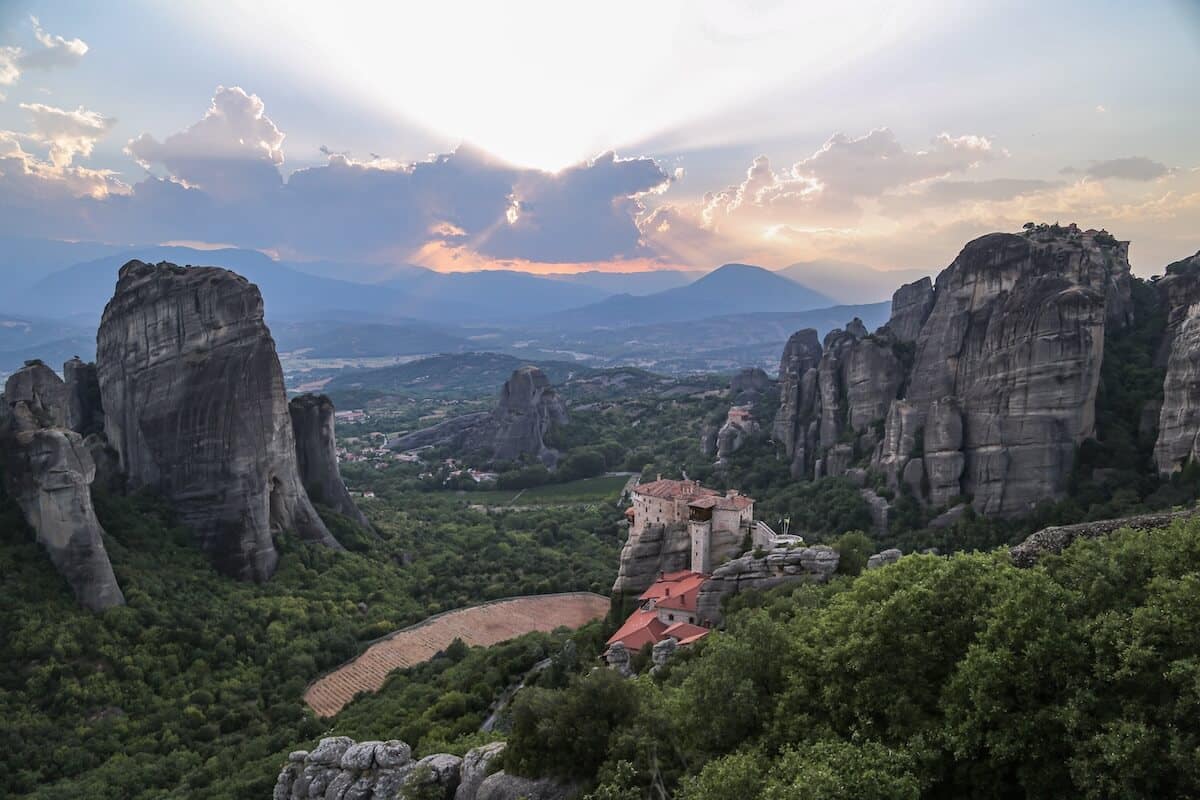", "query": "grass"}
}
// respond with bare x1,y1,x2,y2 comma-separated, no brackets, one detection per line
457,474,631,506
